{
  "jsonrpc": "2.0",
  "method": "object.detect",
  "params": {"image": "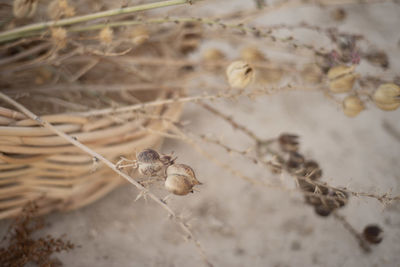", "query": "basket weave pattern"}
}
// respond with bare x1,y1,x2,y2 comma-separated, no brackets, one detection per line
0,91,182,219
